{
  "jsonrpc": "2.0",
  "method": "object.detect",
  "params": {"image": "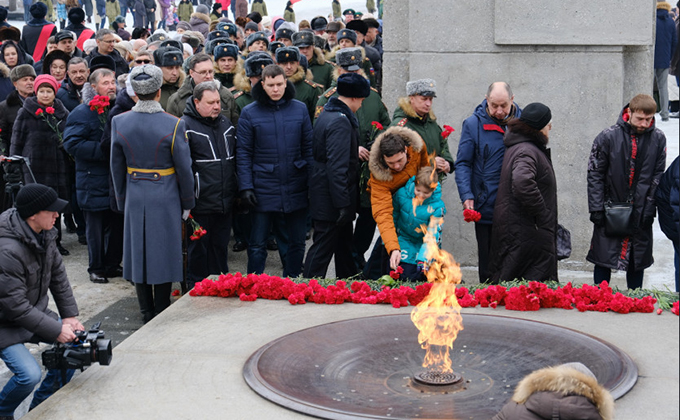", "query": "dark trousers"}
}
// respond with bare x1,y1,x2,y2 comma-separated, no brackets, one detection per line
474,223,493,283
83,209,124,275
352,206,376,269
187,212,232,289
594,247,644,289
363,237,390,280
304,219,356,279
248,209,306,278
135,282,171,323
232,212,251,244
400,262,425,282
